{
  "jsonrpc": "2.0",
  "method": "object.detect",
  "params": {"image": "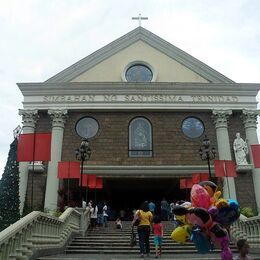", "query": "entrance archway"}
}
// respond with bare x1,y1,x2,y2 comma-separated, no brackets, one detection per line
89,177,188,219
